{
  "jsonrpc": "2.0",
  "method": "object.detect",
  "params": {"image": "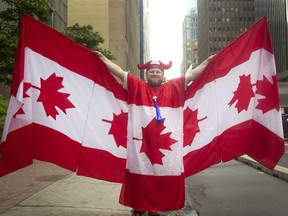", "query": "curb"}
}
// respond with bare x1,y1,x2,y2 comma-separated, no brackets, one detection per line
237,155,288,182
